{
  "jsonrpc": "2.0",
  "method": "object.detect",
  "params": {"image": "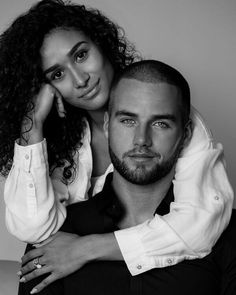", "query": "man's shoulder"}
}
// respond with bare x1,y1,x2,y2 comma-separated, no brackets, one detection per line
222,209,236,241
216,209,236,250
229,209,236,225
60,191,109,235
